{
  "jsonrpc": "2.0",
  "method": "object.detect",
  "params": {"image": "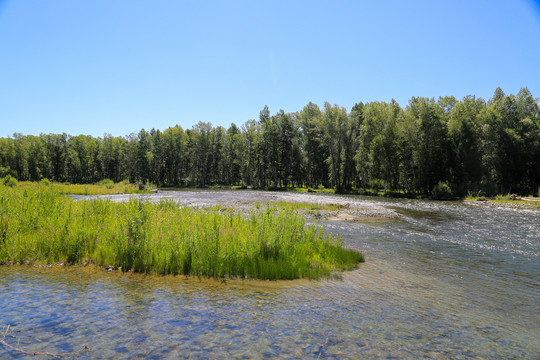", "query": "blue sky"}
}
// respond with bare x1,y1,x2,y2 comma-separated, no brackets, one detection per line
1,0,539,138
